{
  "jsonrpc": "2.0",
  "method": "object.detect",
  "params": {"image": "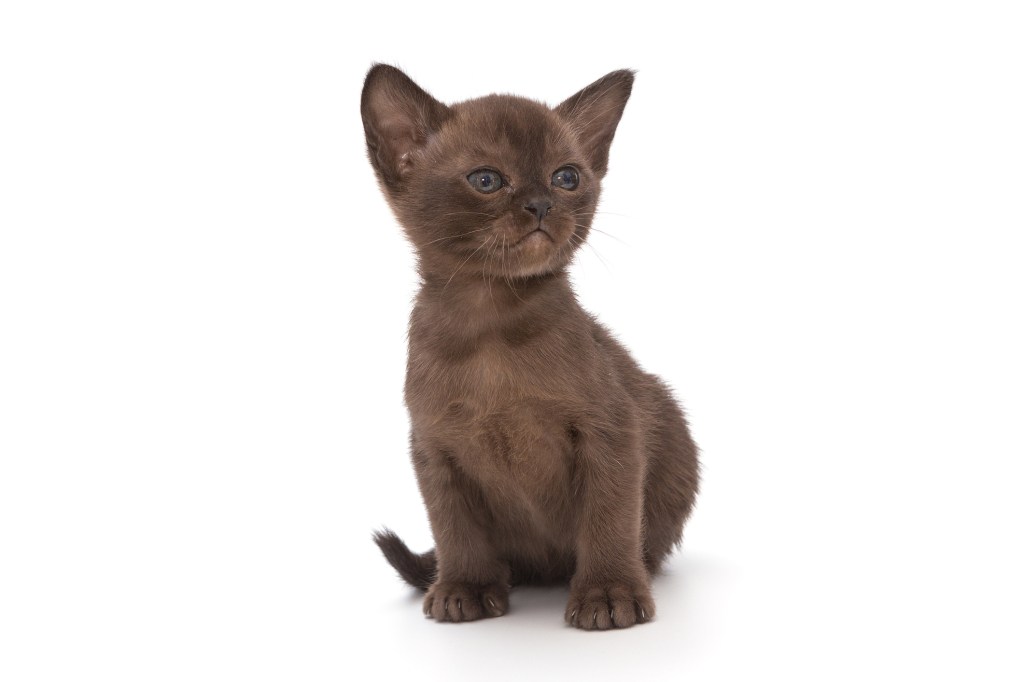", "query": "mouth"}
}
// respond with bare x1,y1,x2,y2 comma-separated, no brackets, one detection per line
491,226,567,278
511,228,555,248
